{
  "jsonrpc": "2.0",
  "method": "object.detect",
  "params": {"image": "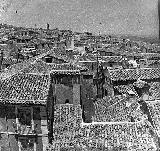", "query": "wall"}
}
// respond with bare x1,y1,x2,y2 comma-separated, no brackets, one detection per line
73,84,80,105
81,79,95,122
39,106,48,151
7,106,18,151
0,104,8,150
0,105,18,151
0,104,48,151
55,84,73,104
